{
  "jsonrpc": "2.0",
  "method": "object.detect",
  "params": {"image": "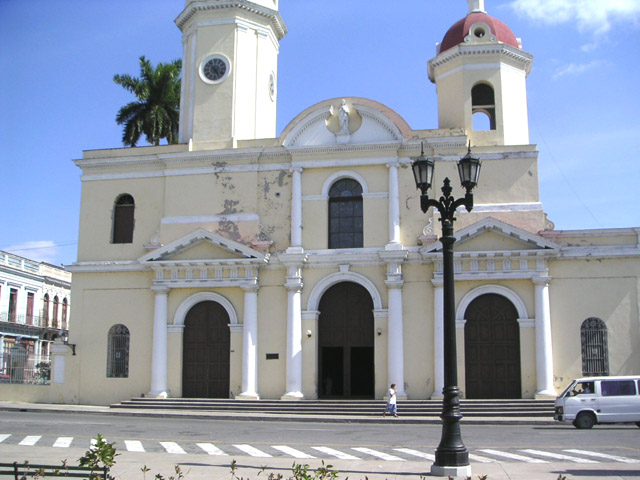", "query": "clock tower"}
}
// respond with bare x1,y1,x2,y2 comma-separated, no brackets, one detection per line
175,0,286,148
